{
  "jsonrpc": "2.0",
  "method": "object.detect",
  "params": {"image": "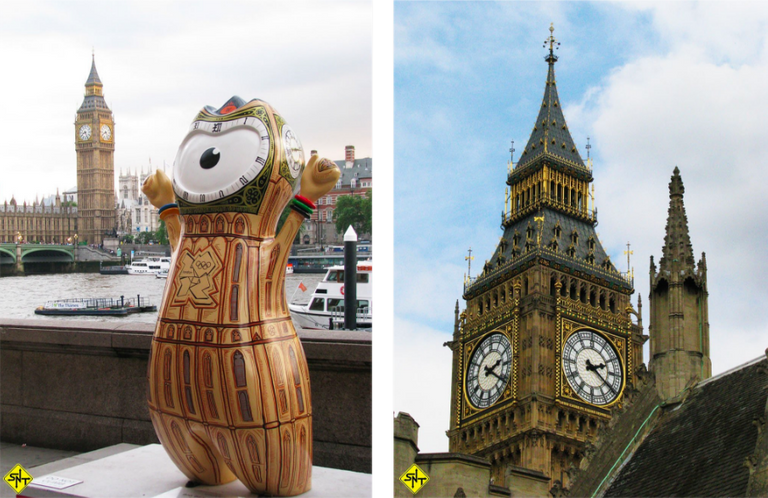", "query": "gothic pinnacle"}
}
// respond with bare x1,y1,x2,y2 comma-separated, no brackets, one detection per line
659,168,695,272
